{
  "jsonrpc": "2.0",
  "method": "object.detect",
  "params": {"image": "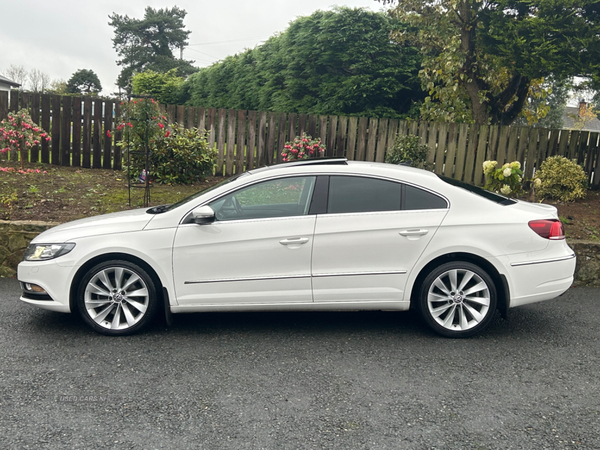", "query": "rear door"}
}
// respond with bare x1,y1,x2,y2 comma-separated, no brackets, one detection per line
311,175,448,302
